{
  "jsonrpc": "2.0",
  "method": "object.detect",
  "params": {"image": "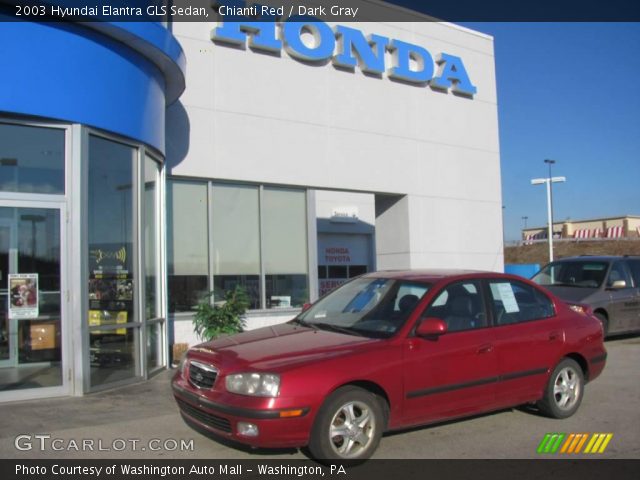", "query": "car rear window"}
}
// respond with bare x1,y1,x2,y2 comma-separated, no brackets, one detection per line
532,261,608,288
